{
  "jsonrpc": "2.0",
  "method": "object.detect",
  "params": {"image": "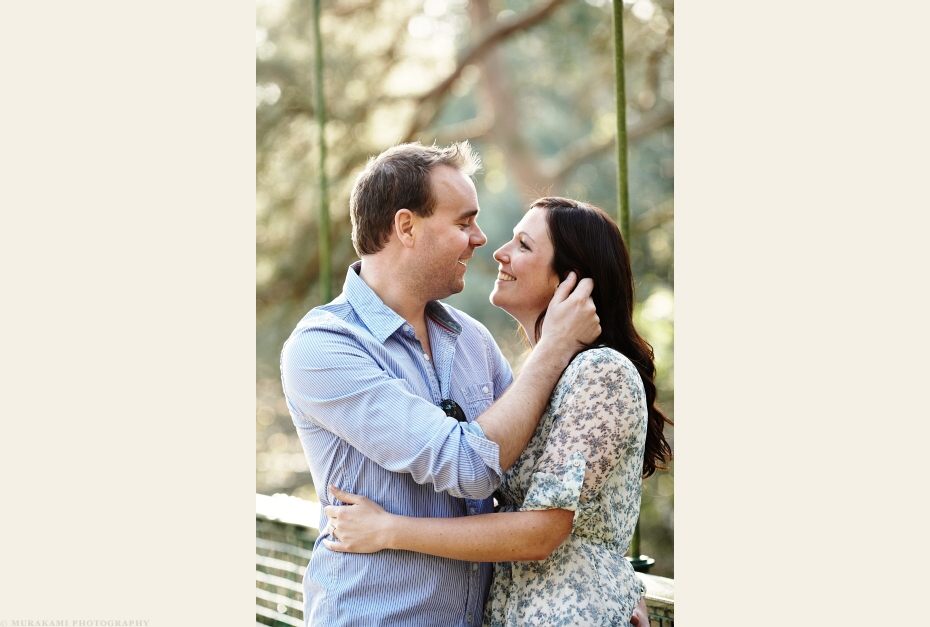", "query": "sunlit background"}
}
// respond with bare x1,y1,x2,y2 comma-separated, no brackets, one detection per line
257,0,674,577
